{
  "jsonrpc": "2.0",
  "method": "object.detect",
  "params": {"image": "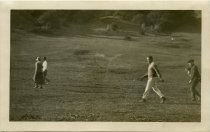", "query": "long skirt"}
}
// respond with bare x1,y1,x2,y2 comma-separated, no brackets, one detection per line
34,72,44,84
